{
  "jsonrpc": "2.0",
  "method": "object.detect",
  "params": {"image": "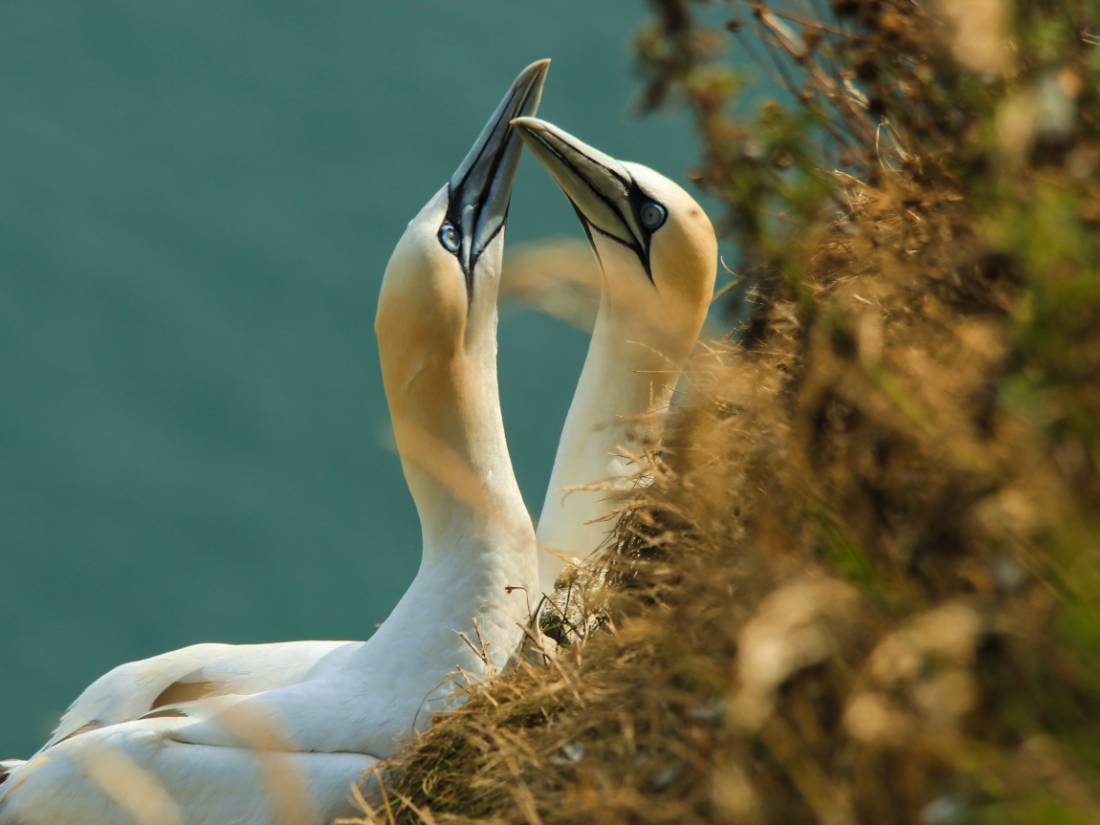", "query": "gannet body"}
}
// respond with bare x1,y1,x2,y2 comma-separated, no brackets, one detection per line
0,60,548,825
512,118,718,596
